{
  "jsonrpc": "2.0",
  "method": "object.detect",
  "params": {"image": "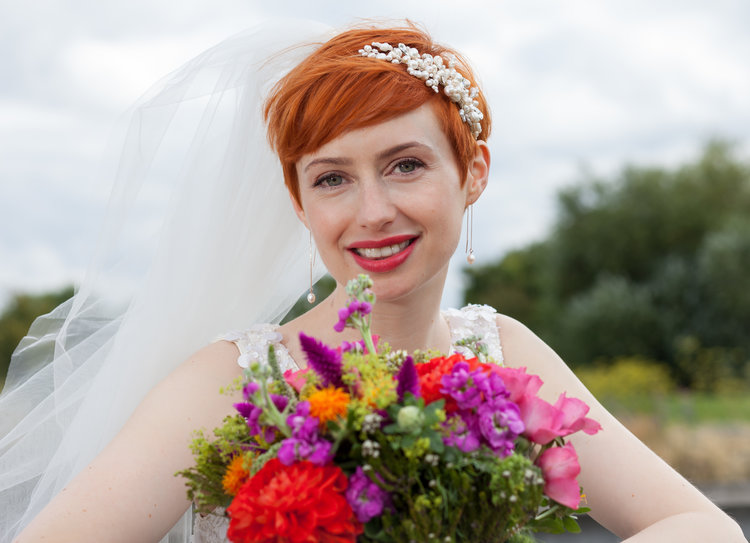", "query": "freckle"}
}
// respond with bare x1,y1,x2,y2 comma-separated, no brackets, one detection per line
148,514,152,518
82,509,87,513
108,487,112,491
